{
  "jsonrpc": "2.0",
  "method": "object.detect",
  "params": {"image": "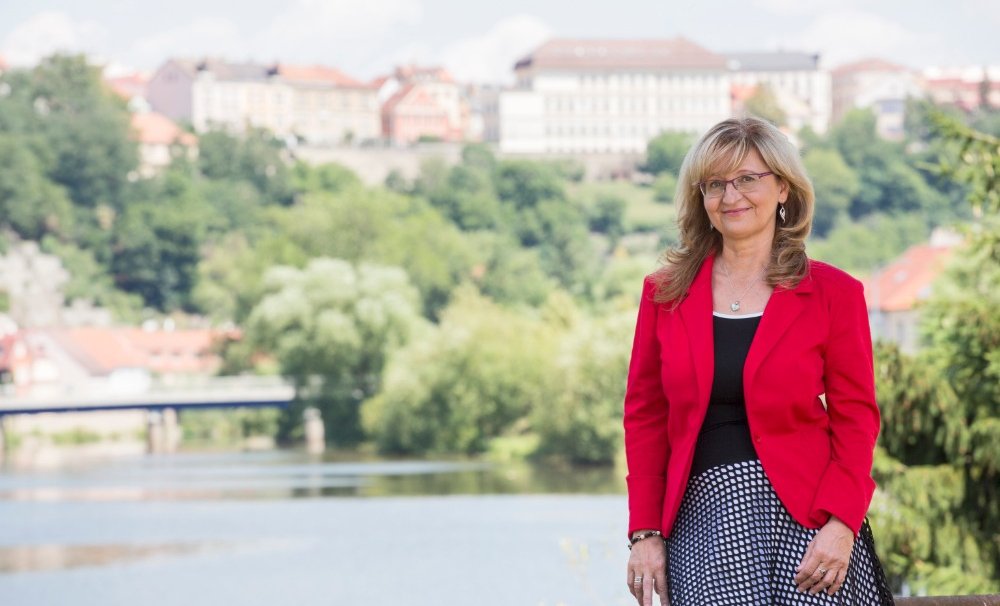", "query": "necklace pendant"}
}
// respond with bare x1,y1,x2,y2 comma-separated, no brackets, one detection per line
731,301,740,312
